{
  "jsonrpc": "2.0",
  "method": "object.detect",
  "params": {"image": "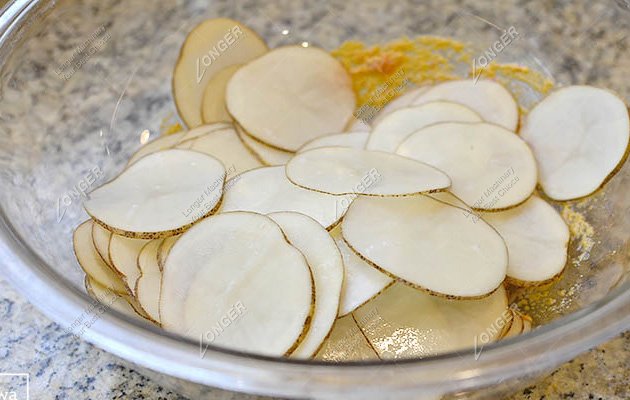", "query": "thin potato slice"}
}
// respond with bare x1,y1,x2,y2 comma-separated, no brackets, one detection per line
177,122,232,144
109,235,149,294
85,150,225,238
269,212,344,358
201,64,241,124
157,235,179,271
501,310,524,339
481,196,570,284
236,125,293,166
73,221,127,294
161,212,313,356
91,222,112,265
520,85,630,200
136,239,163,323
85,277,143,320
184,128,262,175
371,86,430,126
221,166,351,229
173,18,268,128
345,117,370,132
330,226,393,316
412,79,518,131
315,314,379,361
366,101,482,152
299,132,369,153
354,283,509,358
127,131,186,166
342,196,508,298
397,122,537,210
226,46,356,151
286,147,450,196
